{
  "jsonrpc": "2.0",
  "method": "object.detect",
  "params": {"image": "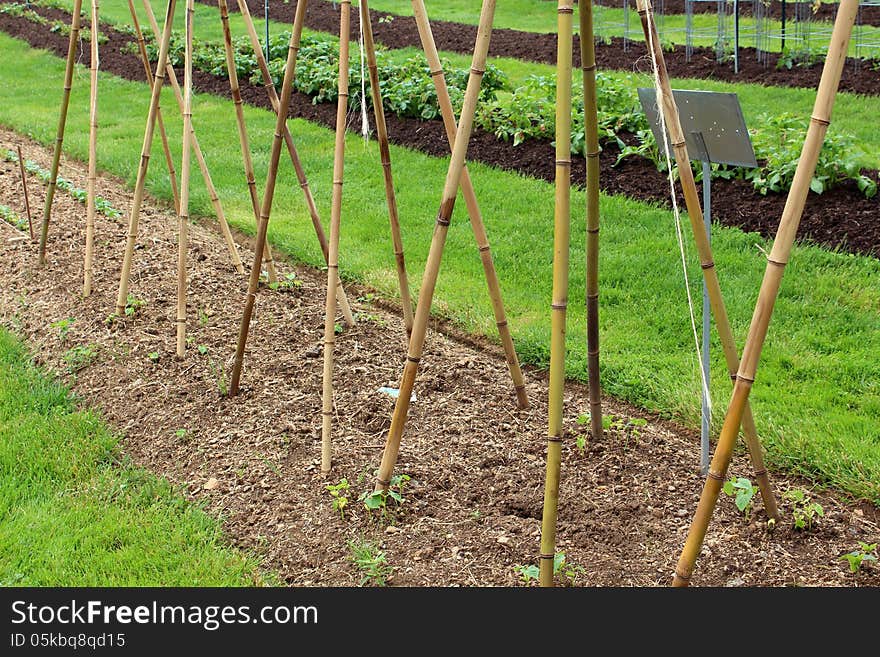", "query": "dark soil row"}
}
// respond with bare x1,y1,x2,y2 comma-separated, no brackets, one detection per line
219,0,880,96
1,3,877,258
